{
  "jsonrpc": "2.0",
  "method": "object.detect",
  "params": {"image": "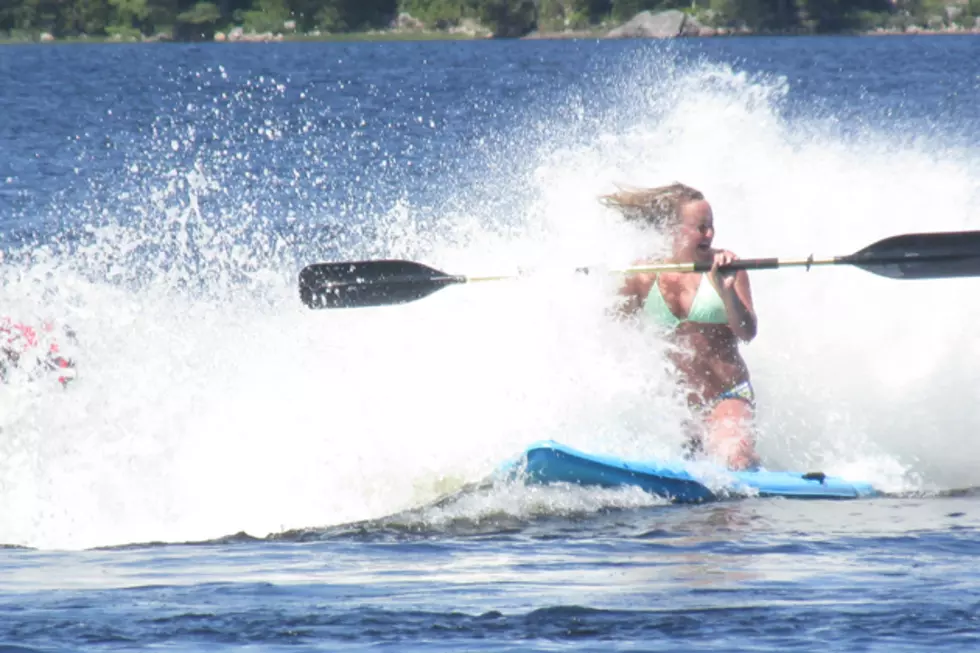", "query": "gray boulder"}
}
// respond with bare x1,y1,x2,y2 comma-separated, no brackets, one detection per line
392,12,425,30
607,10,703,38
